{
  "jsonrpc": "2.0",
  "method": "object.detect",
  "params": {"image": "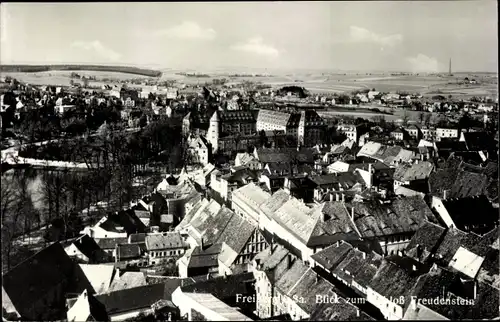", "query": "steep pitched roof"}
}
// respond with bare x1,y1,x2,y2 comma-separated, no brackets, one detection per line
309,289,375,321
145,232,185,251
350,197,437,238
369,260,420,299
216,215,256,267
409,265,500,320
405,221,446,263
311,241,354,271
116,243,142,259
393,161,434,182
2,242,94,320
441,195,498,235
272,198,319,244
259,189,291,218
79,264,115,295
186,243,223,269
69,234,109,262
232,182,271,210
94,283,165,315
